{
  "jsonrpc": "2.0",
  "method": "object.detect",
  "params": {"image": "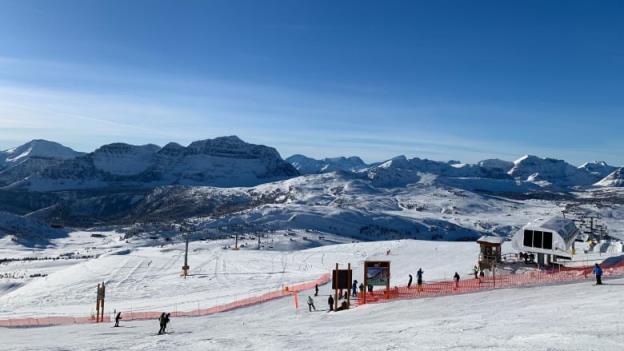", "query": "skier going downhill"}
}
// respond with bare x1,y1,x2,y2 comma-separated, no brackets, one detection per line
307,296,316,312
114,312,122,327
